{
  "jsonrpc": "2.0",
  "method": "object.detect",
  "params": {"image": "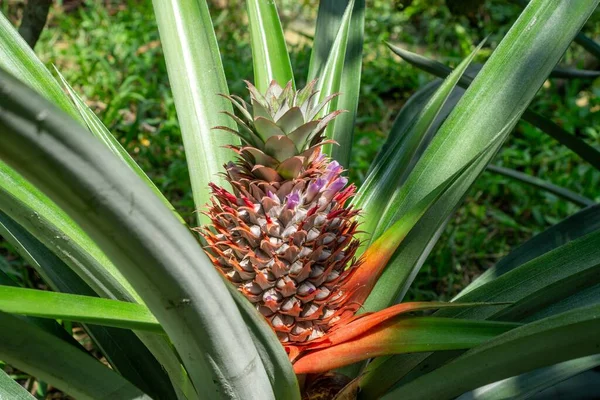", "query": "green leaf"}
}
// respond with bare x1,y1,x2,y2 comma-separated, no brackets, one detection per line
0,165,195,400
308,0,365,167
362,113,517,315
0,210,180,400
0,12,82,123
0,286,163,333
457,204,600,298
486,164,595,208
0,368,36,400
358,213,600,397
0,69,273,399
307,0,354,165
388,43,600,171
550,66,600,79
439,228,600,321
293,317,519,374
354,42,482,250
0,162,139,302
0,12,179,214
364,0,599,313
152,0,237,226
381,304,600,400
508,0,600,60
574,32,600,60
348,137,498,307
246,0,294,91
456,355,600,400
54,68,183,223
0,312,150,400
227,285,301,400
